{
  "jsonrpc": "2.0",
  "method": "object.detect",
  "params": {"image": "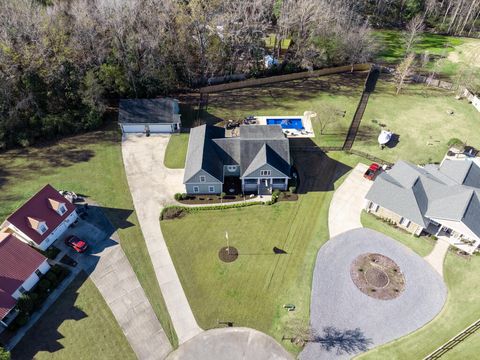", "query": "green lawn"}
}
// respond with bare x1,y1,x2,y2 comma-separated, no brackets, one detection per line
196,73,365,147
164,133,189,169
358,252,480,359
352,80,480,164
361,212,434,257
0,123,177,349
161,151,368,354
12,273,135,360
